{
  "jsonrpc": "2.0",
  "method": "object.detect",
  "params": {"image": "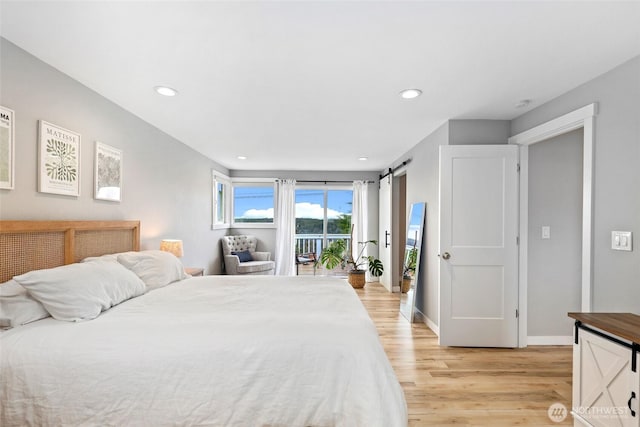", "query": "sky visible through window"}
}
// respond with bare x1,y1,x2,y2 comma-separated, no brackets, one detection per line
294,189,352,219
234,187,353,231
234,186,275,221
295,189,353,235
